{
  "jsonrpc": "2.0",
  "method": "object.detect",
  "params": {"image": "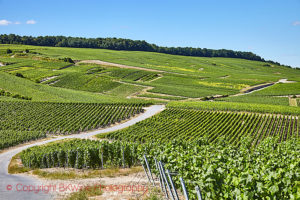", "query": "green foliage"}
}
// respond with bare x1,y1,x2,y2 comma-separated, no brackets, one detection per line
52,73,121,93
20,138,300,199
0,102,146,134
168,101,300,115
216,94,289,106
252,82,300,96
107,84,145,98
0,34,267,62
1,44,300,102
144,138,300,200
59,57,74,63
21,139,140,169
0,89,32,100
15,72,24,78
0,71,150,103
105,108,299,145
6,48,12,54
0,130,46,150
